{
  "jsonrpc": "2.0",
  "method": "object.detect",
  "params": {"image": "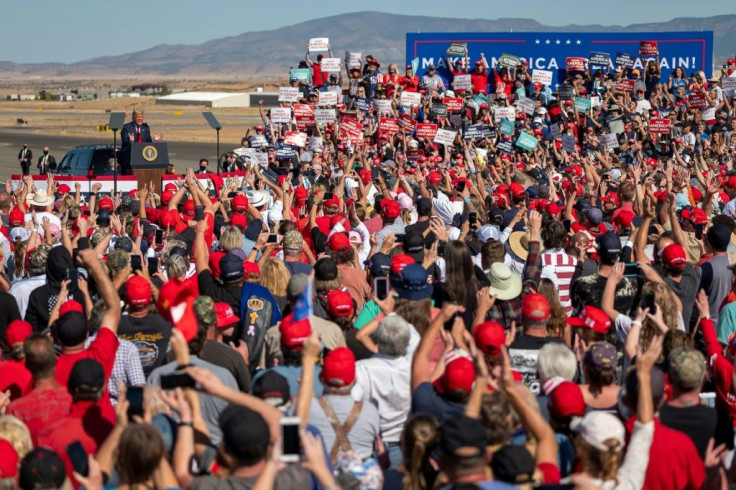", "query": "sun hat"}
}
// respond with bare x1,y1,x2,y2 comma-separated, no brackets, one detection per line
25,189,55,207
485,262,522,301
